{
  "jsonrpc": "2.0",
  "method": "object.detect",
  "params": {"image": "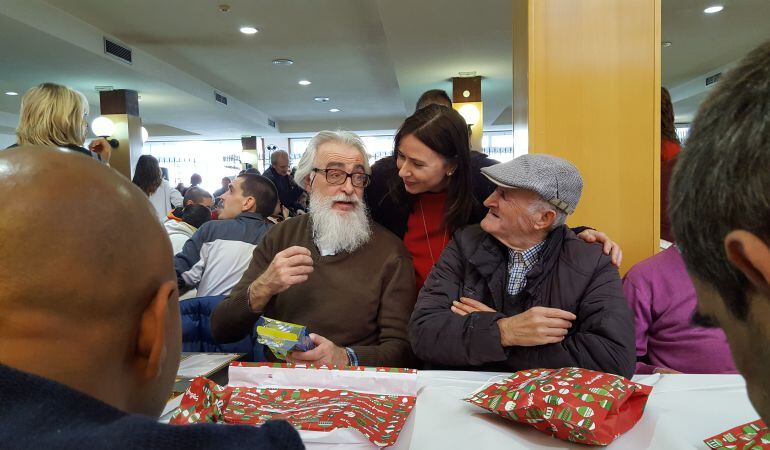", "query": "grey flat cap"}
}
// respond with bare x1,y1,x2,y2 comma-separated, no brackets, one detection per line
480,154,583,214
